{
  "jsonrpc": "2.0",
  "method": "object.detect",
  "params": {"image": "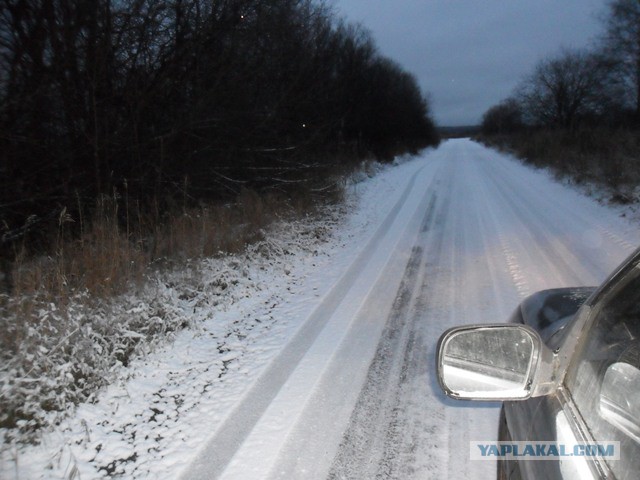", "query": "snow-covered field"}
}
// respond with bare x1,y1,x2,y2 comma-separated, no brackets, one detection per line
2,139,639,479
